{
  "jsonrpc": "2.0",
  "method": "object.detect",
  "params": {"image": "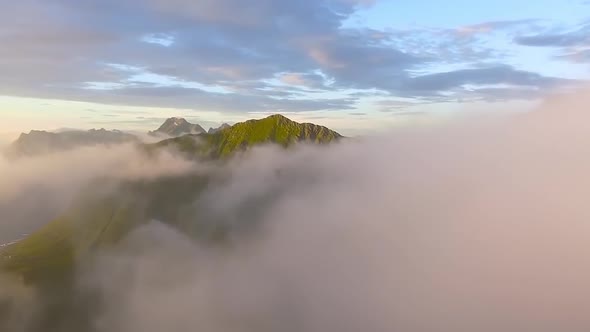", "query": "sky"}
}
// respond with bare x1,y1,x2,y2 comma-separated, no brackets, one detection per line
0,0,589,137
